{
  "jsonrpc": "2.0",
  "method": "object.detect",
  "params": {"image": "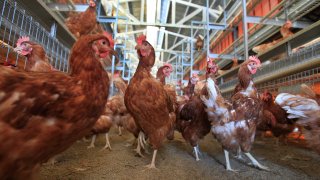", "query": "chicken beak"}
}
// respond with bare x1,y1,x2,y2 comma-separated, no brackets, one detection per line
14,46,22,52
135,44,141,50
